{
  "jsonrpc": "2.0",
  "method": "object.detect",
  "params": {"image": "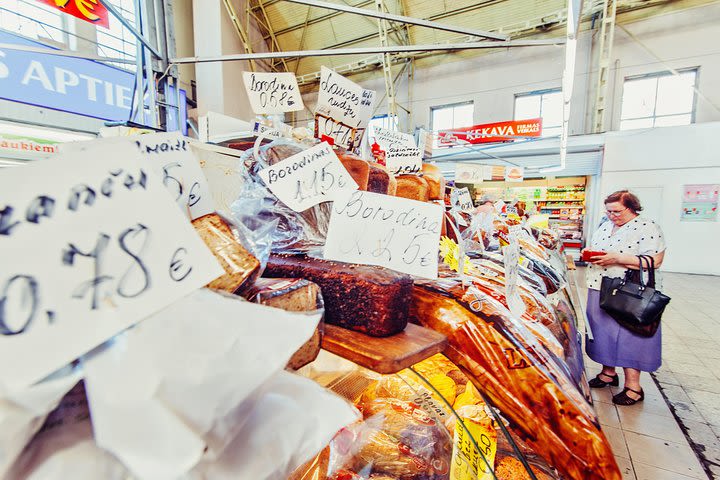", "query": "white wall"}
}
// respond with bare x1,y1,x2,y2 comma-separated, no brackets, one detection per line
599,122,720,275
